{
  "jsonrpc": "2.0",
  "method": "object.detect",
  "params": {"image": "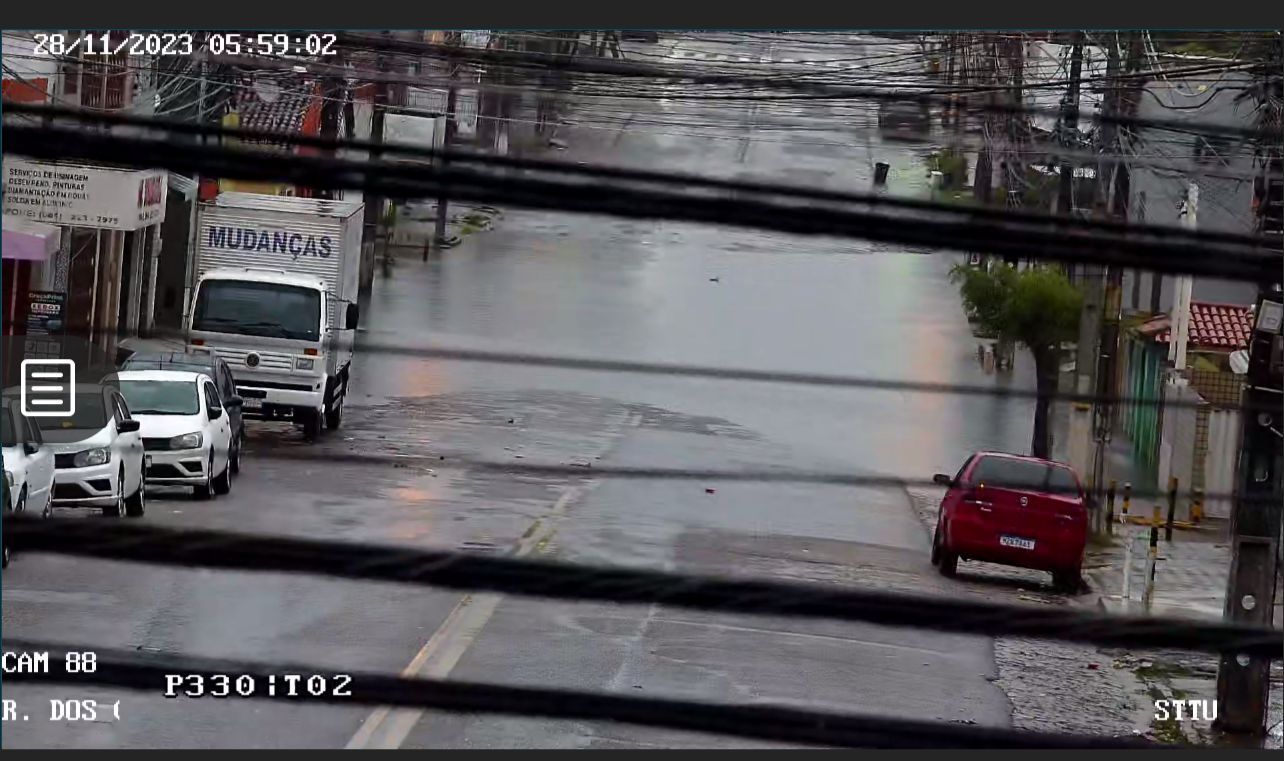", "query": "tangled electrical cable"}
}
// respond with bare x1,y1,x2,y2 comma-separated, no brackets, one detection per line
330,33,1279,141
